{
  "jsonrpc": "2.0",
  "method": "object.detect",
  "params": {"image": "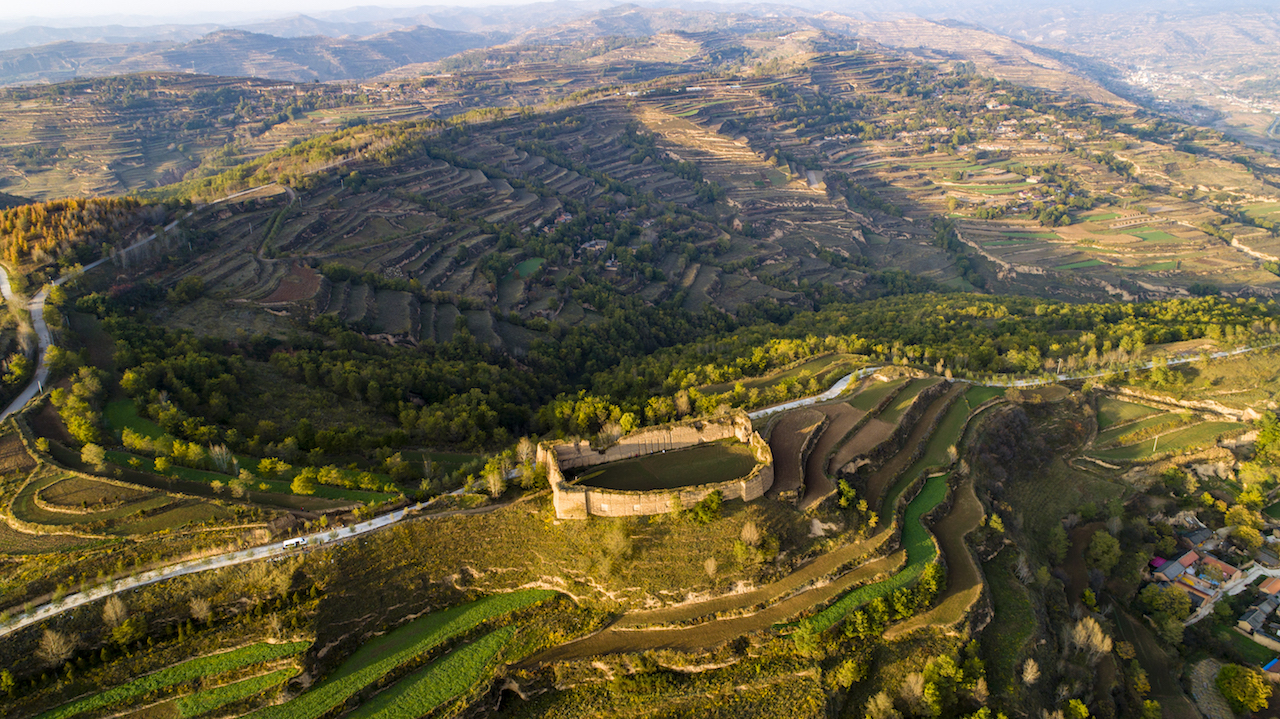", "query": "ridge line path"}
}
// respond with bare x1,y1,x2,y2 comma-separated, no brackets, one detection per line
0,499,507,640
